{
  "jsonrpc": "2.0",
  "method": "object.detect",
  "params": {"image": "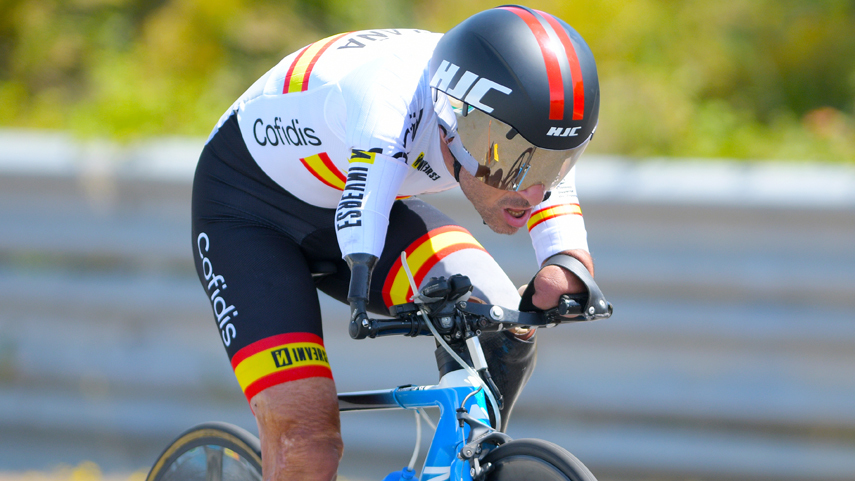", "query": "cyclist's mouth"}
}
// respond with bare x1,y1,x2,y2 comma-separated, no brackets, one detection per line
503,207,531,228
